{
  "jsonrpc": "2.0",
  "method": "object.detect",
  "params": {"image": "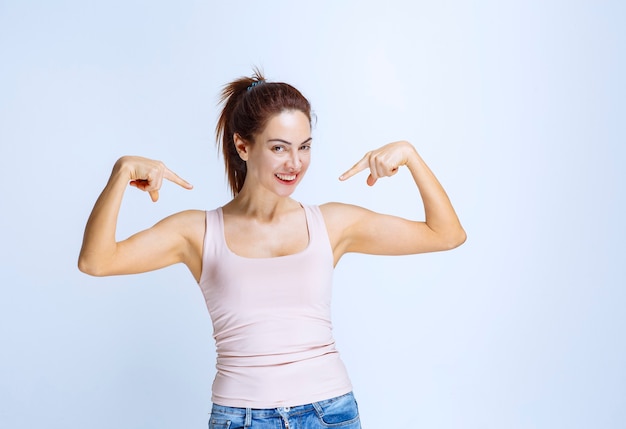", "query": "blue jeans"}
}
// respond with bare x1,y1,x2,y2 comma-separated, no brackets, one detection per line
208,392,361,429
